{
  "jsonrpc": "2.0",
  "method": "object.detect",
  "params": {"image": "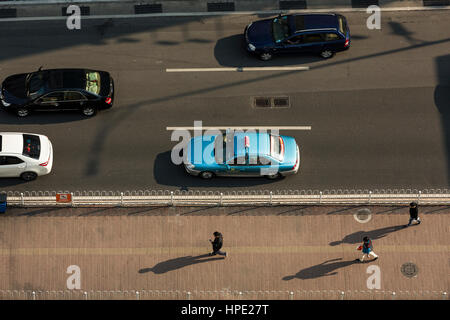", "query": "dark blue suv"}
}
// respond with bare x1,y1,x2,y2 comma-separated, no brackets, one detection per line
244,13,350,60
